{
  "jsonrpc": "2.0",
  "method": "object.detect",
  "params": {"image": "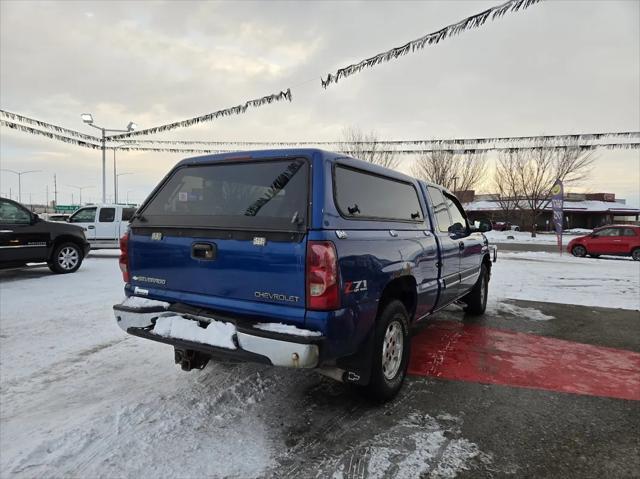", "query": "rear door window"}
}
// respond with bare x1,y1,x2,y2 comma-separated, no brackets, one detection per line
334,165,423,222
99,208,115,222
623,228,637,237
140,159,308,231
